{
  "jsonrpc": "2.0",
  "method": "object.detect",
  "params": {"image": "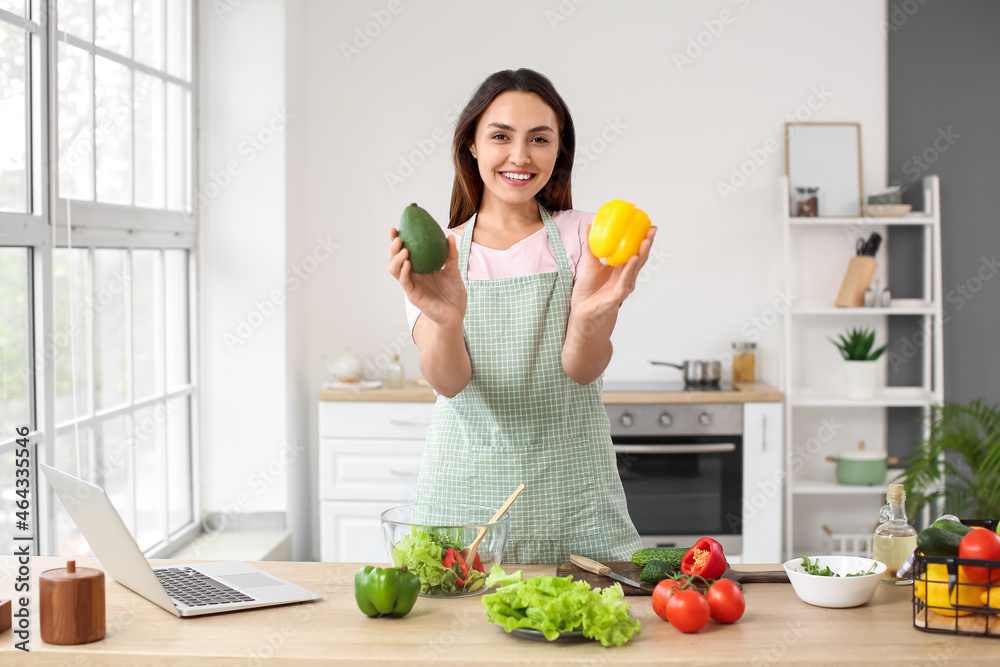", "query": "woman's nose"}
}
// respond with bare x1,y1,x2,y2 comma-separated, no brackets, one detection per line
509,140,531,165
